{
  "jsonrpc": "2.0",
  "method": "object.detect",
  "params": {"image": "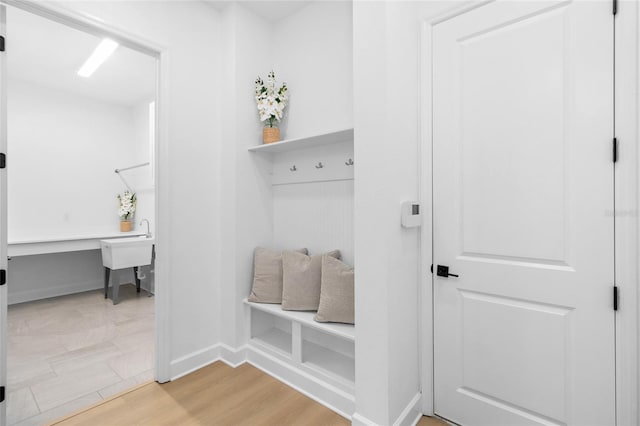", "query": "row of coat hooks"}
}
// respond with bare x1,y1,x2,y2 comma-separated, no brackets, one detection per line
289,158,354,172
